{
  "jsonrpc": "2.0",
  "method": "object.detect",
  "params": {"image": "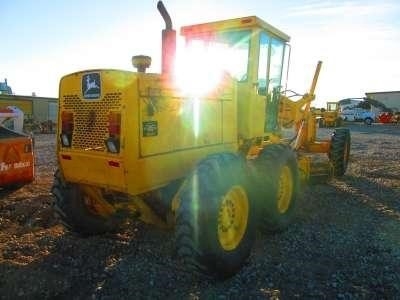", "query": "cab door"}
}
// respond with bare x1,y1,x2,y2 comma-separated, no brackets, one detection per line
256,32,286,133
